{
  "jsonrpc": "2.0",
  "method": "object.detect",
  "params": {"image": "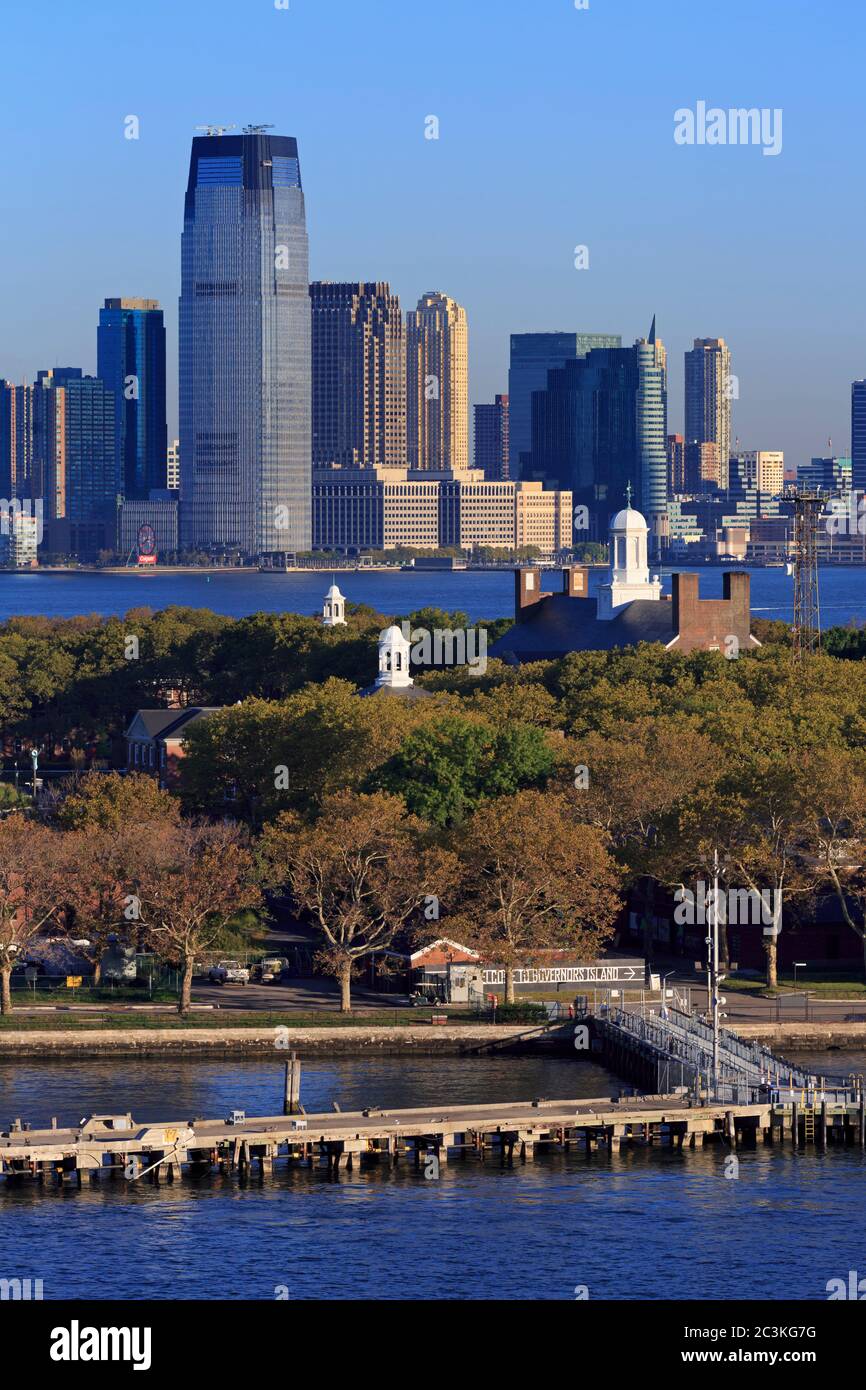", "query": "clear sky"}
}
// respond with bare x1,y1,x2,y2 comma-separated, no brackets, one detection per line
1,0,863,467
